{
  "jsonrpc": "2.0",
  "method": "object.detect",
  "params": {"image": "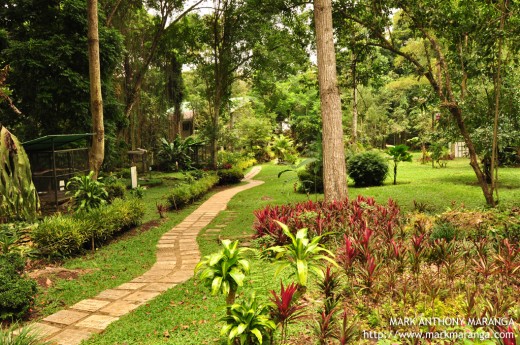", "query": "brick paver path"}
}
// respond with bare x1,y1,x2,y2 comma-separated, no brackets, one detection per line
31,167,263,345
